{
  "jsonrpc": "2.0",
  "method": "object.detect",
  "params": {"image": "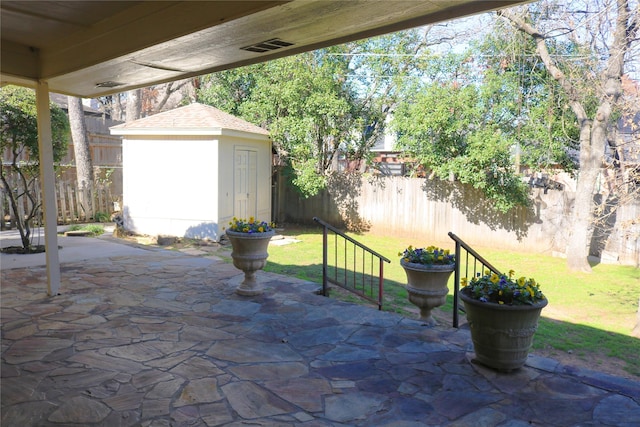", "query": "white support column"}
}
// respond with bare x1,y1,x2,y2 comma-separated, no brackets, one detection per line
35,81,61,296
